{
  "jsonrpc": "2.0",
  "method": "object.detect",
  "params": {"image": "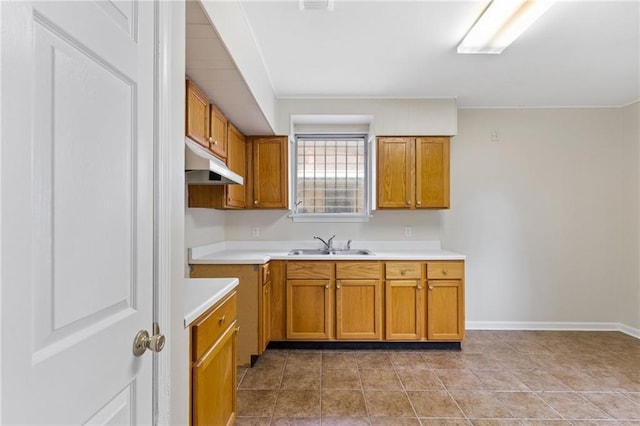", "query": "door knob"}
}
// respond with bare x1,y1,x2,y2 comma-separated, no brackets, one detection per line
133,322,165,356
